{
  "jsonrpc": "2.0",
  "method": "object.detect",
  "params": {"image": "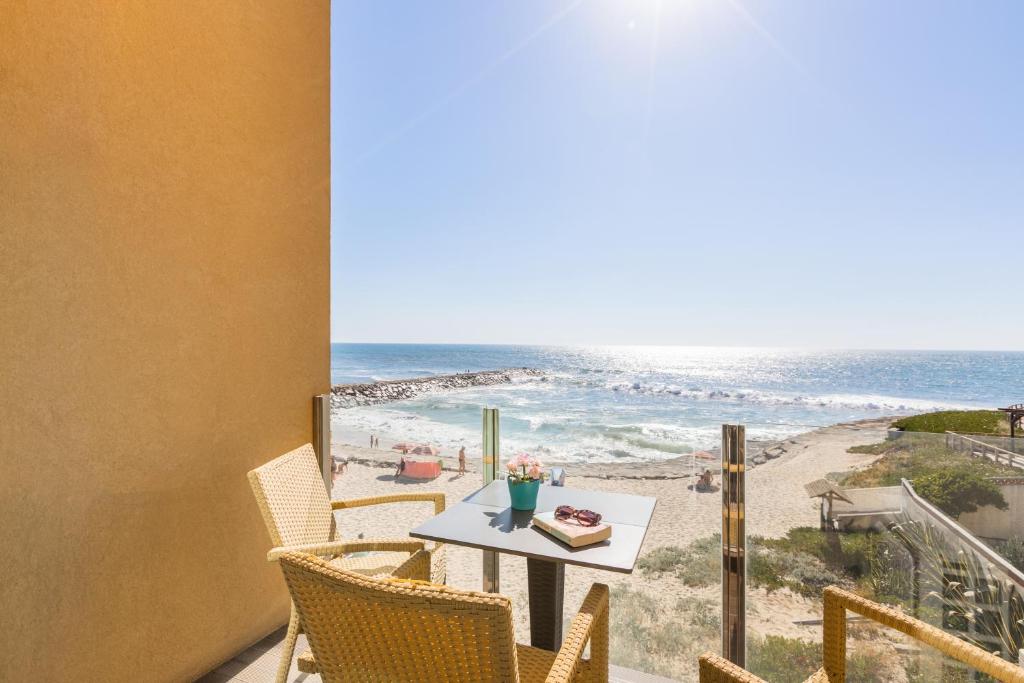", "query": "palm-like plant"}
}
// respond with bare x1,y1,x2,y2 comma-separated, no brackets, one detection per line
886,517,1024,664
